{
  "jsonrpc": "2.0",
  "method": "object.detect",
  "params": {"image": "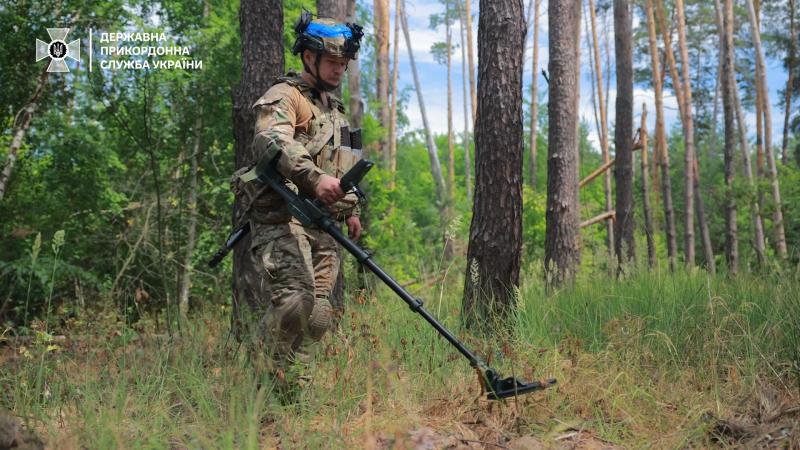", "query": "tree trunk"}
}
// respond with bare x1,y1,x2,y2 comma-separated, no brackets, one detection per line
614,0,635,271
179,114,202,321
318,0,347,19
782,0,797,165
347,0,363,131
401,0,446,208
645,0,677,271
674,0,696,267
446,0,455,204
388,0,400,188
712,0,765,266
589,0,615,263
692,159,715,274
732,63,767,267
528,0,541,189
232,0,284,339
746,0,789,259
0,67,49,202
375,0,391,162
444,0,456,260
465,0,477,124
720,0,738,273
640,106,656,268
457,0,472,201
463,0,525,328
658,0,712,269
544,0,581,288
